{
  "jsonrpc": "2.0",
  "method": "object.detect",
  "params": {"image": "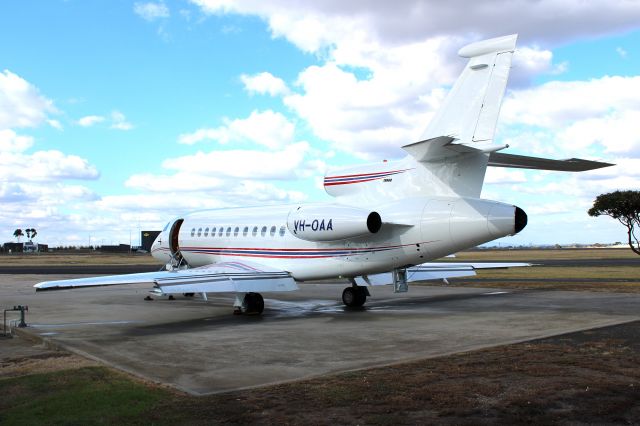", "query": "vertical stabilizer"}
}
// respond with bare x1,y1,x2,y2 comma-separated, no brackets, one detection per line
325,35,519,205
423,34,517,146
